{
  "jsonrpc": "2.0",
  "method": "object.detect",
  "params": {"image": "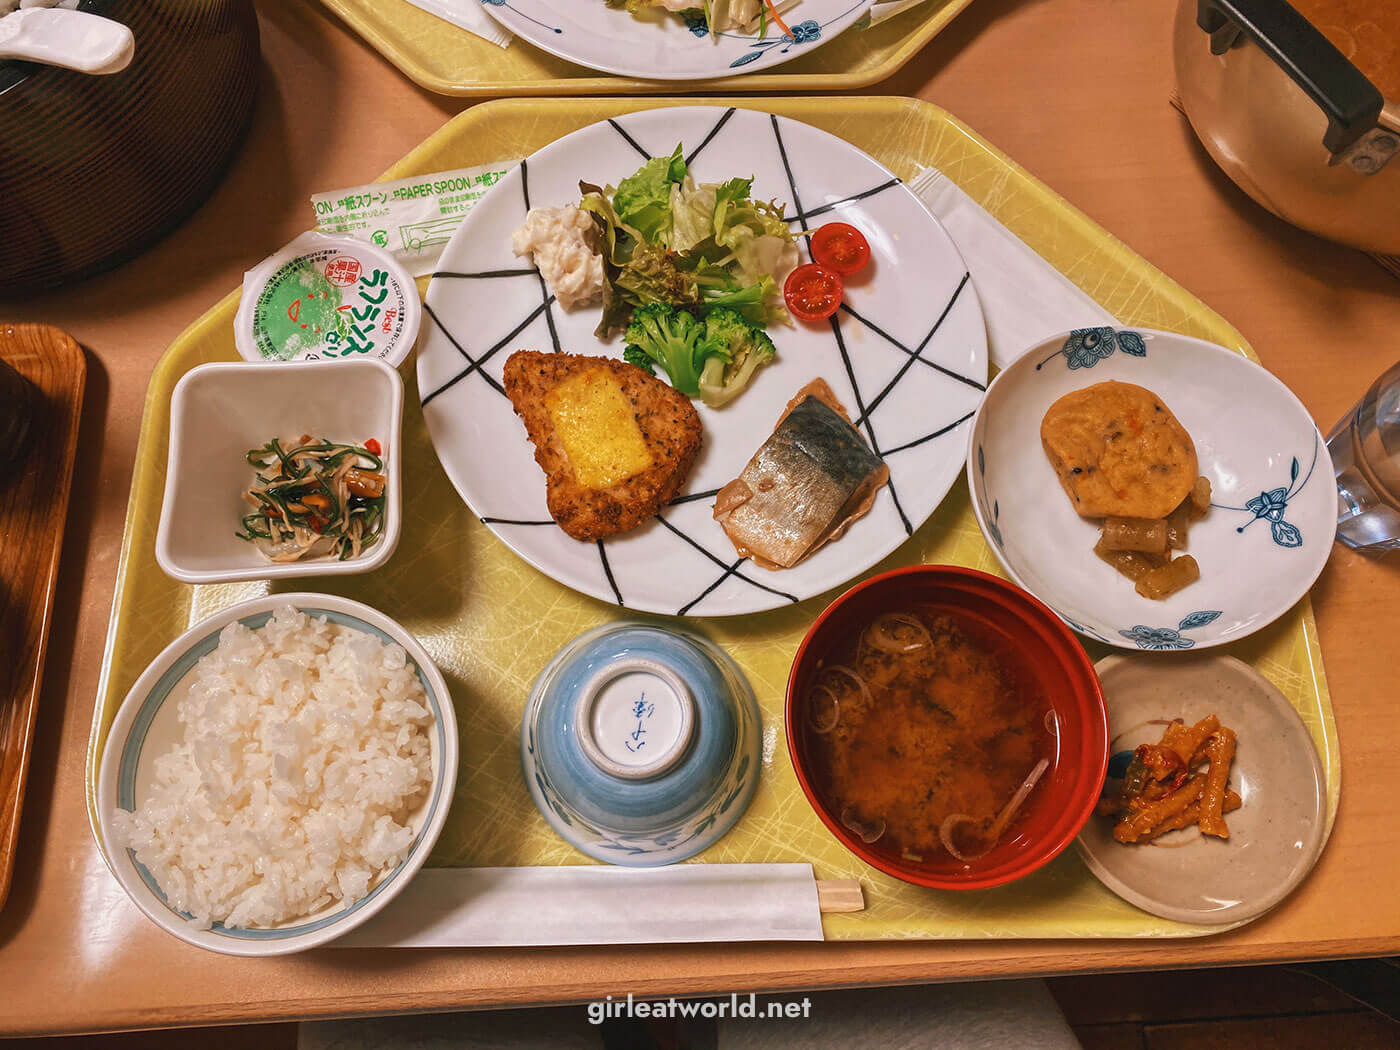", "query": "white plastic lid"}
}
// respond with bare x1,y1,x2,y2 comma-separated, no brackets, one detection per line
233,231,421,367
